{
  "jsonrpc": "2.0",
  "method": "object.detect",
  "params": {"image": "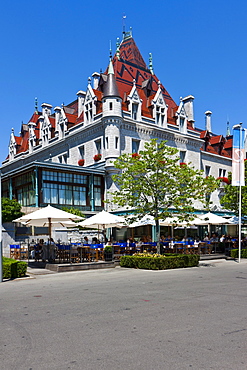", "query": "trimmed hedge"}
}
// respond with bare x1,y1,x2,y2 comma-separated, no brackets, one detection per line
120,253,200,270
230,248,247,258
2,257,27,279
